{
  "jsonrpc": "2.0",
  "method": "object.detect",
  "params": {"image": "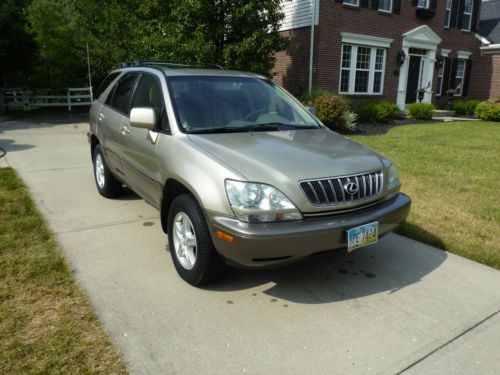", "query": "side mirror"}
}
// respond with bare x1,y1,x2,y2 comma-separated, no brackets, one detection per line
130,107,156,130
306,106,317,115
